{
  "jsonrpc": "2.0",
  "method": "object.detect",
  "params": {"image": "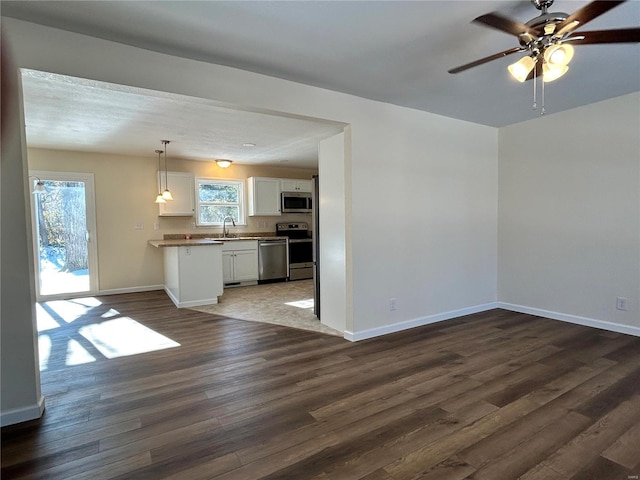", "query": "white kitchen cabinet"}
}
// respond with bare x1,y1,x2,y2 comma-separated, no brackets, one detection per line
247,177,281,216
222,240,258,286
280,179,312,193
158,172,195,217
